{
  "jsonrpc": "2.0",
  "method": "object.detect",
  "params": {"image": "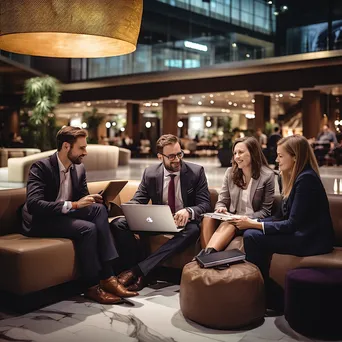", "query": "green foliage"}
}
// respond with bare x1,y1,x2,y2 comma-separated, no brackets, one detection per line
83,108,103,143
220,116,233,150
265,121,276,136
22,76,61,150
